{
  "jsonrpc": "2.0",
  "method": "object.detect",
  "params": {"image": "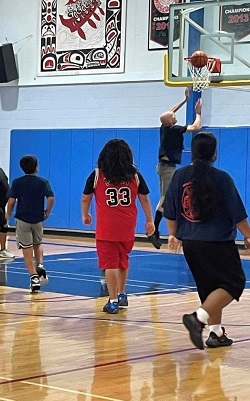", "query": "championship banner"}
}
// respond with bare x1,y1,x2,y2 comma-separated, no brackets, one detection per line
220,4,250,41
148,0,184,50
38,0,126,76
